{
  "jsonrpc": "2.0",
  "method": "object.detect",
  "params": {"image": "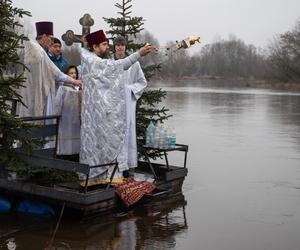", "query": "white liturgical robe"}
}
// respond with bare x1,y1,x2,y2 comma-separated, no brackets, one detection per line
18,39,74,118
80,48,141,178
55,85,81,155
117,62,147,172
